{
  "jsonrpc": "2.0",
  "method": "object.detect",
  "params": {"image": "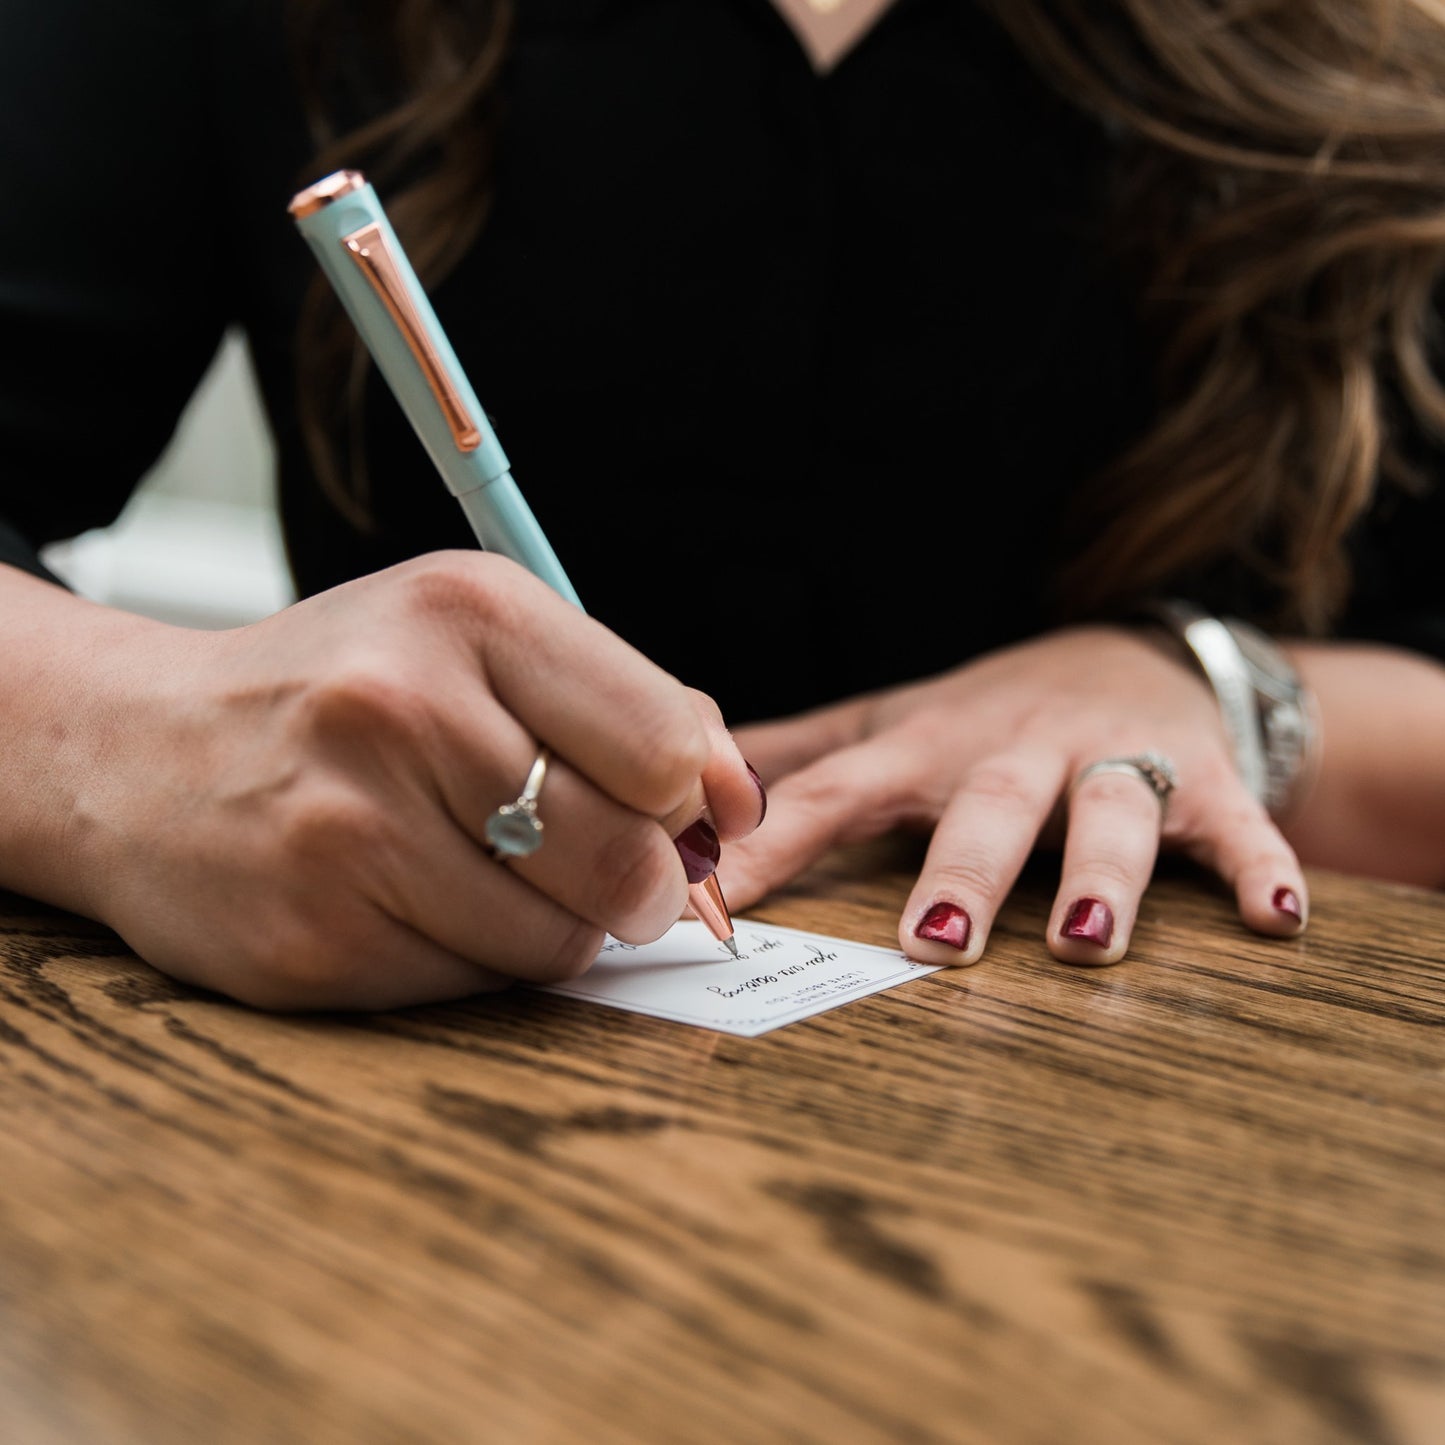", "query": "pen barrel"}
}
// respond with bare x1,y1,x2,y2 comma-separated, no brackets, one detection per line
292,184,511,489
292,178,583,609
457,478,583,609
